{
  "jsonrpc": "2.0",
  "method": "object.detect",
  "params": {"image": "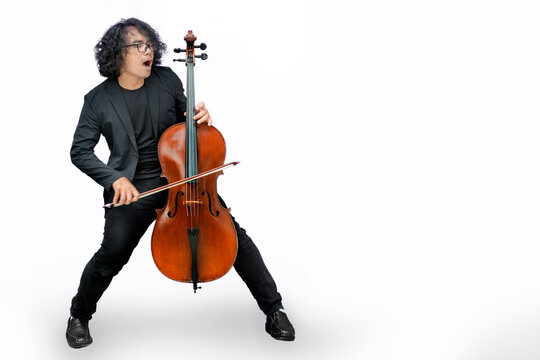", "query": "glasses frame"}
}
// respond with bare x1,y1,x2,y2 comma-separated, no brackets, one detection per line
124,42,154,53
